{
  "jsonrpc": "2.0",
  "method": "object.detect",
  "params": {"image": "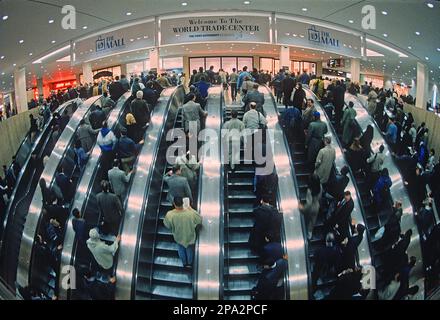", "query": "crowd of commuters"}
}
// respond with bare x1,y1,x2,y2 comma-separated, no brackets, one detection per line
5,62,440,300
